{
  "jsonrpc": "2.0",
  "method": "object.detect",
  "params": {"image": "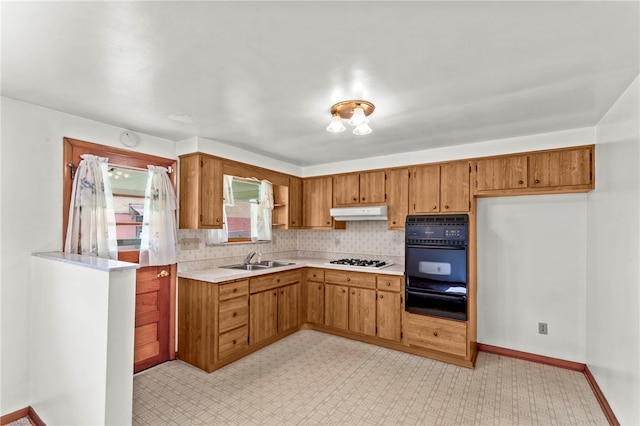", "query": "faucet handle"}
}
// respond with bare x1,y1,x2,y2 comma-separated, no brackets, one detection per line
257,253,262,263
